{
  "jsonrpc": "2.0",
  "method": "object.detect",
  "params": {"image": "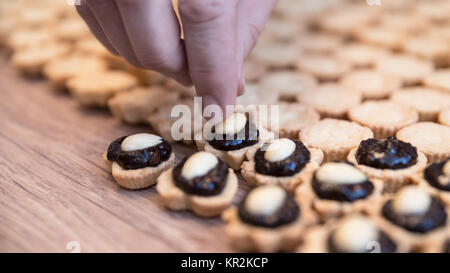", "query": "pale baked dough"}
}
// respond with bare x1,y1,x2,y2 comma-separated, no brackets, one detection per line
348,100,418,139
396,122,450,163
300,119,373,162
